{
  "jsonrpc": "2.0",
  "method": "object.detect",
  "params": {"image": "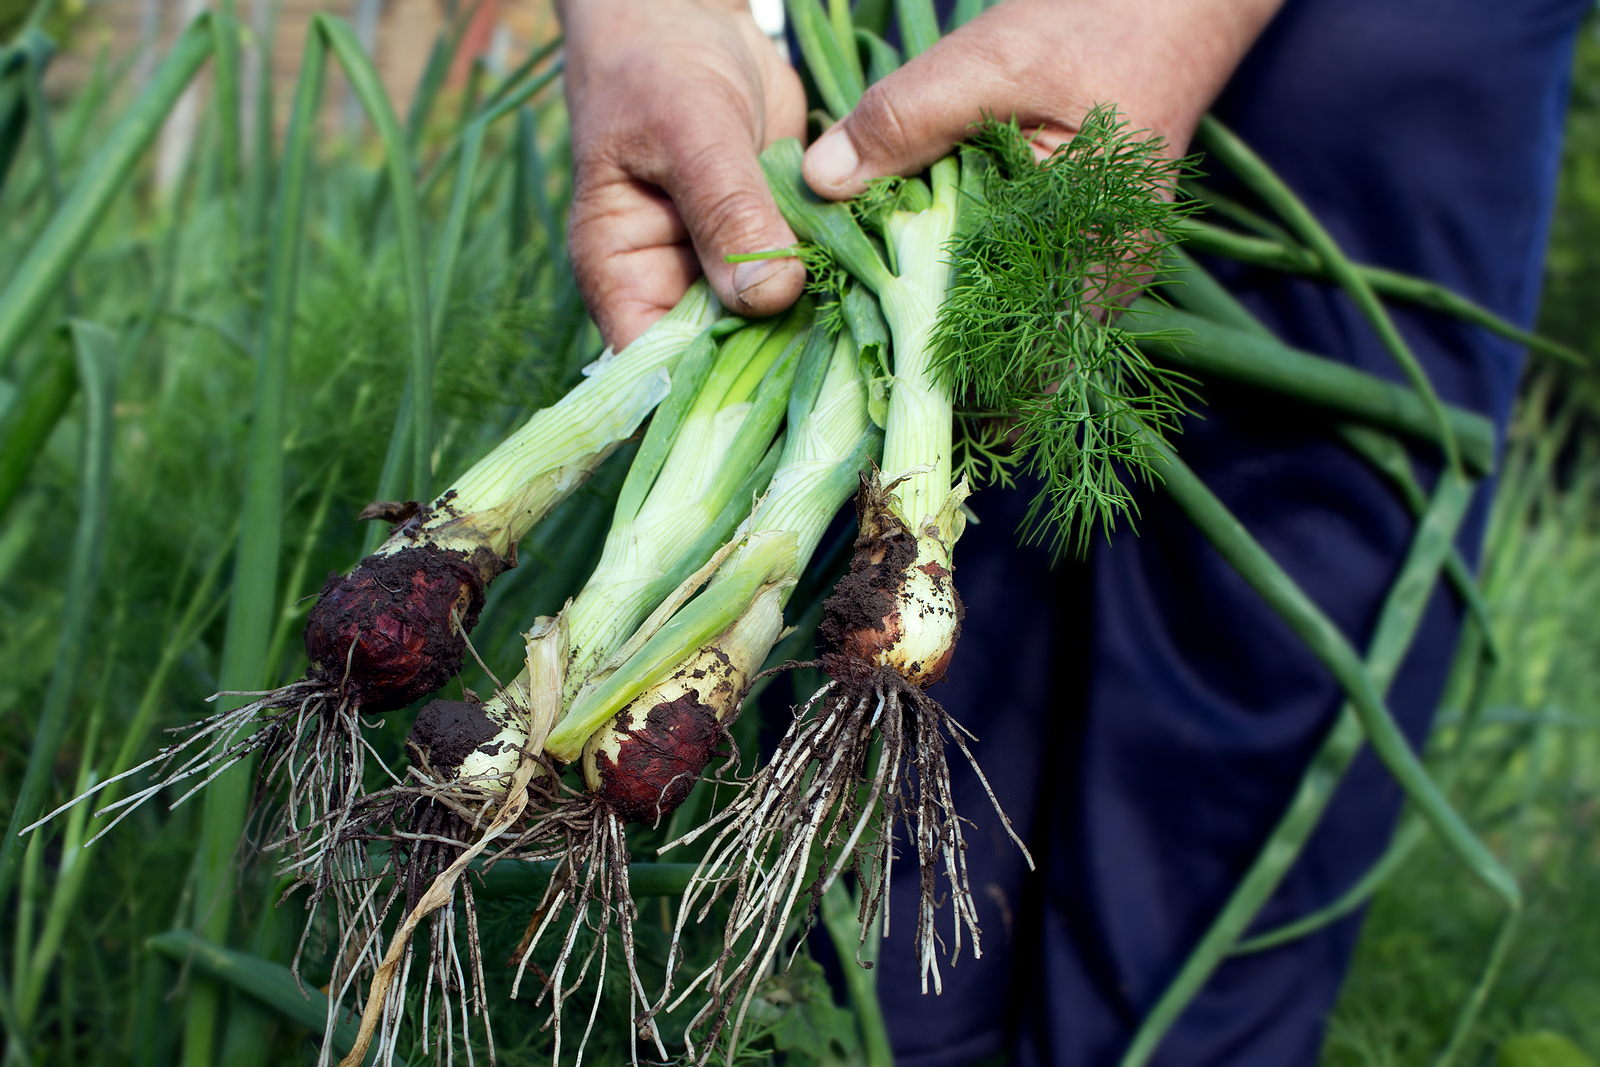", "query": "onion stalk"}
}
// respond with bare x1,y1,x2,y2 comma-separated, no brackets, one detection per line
747,143,1011,1002
494,323,875,1062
